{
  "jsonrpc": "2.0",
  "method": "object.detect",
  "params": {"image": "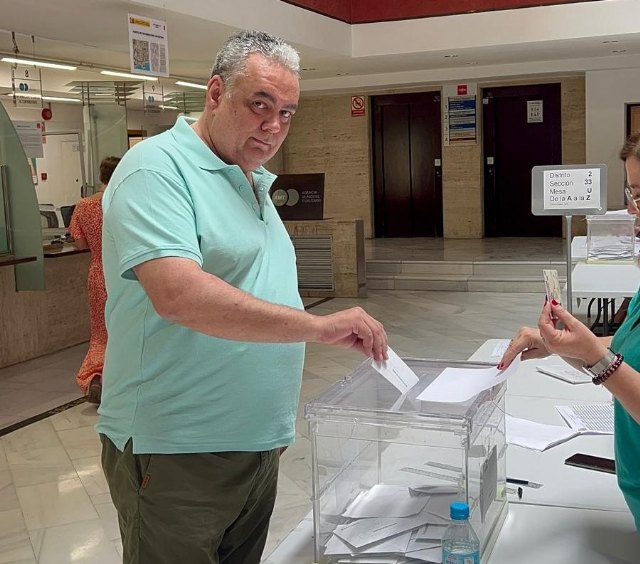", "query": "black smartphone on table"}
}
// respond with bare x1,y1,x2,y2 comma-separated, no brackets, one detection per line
564,453,616,474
